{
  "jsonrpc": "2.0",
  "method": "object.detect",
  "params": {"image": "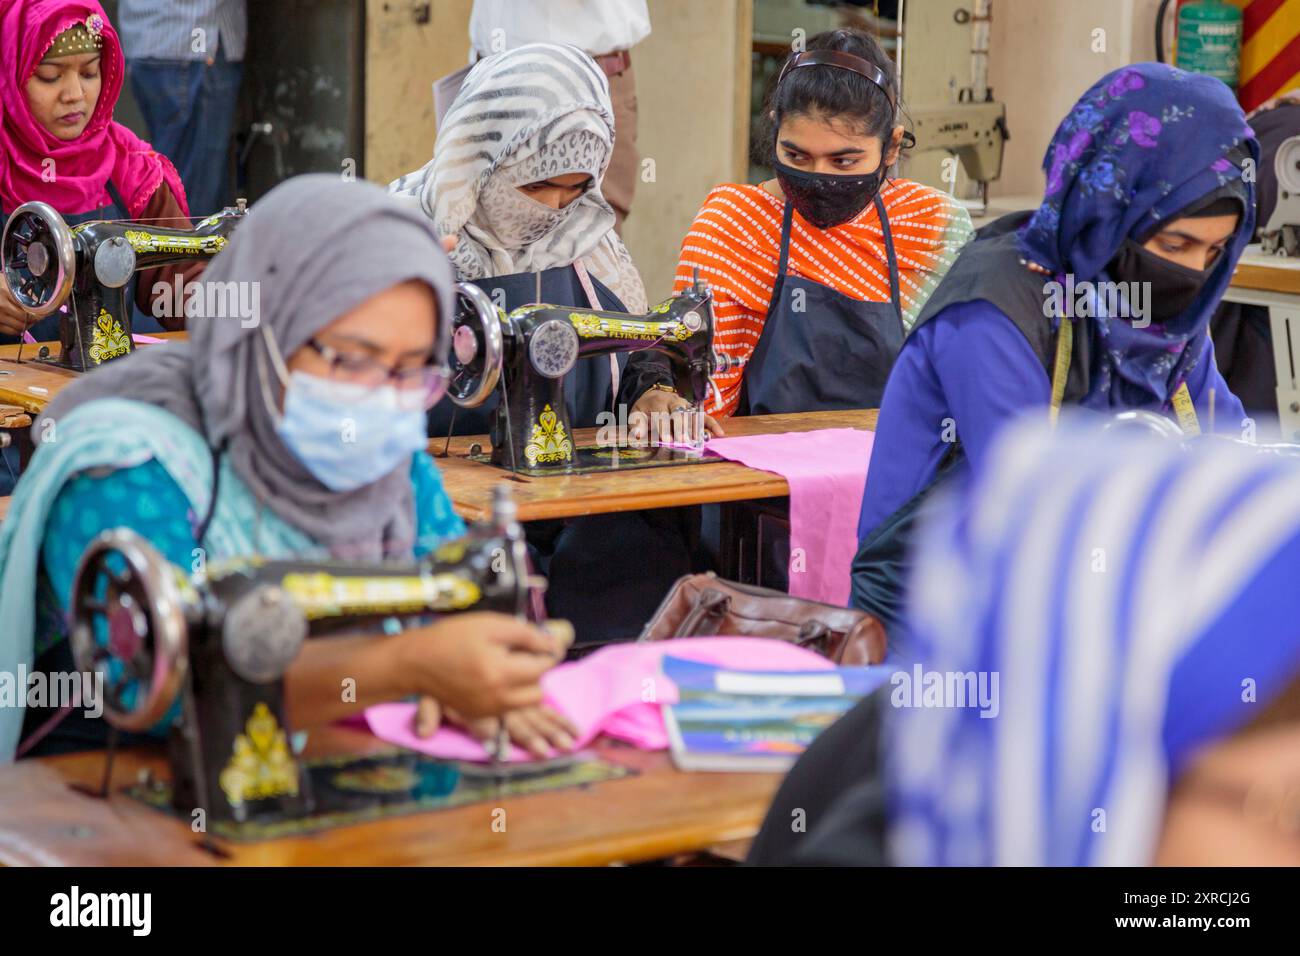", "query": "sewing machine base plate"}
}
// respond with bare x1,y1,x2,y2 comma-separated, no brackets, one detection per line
124,748,633,842
470,443,715,476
